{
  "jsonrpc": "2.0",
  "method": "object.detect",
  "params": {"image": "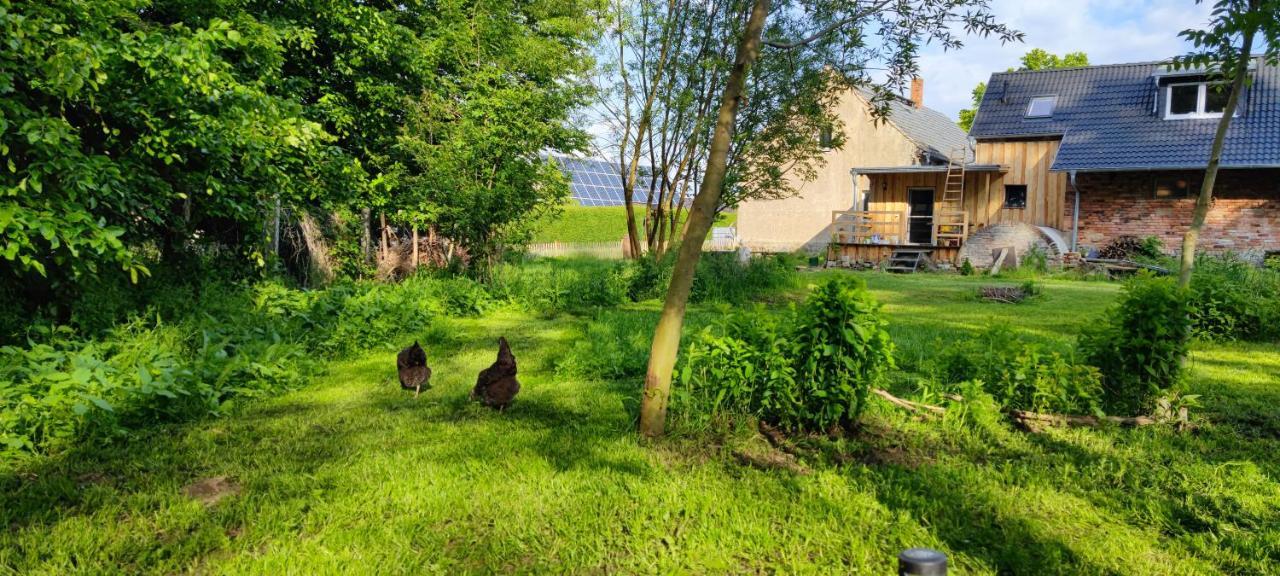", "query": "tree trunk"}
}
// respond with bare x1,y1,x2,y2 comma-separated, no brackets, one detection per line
638,0,770,437
1178,29,1255,288
298,211,336,285
624,200,645,258
412,228,420,271
361,208,373,264
379,212,390,261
